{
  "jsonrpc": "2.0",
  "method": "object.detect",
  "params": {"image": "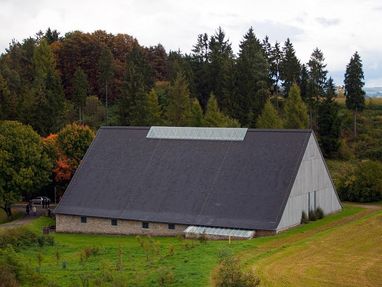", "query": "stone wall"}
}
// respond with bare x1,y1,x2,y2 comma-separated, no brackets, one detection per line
56,214,188,236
